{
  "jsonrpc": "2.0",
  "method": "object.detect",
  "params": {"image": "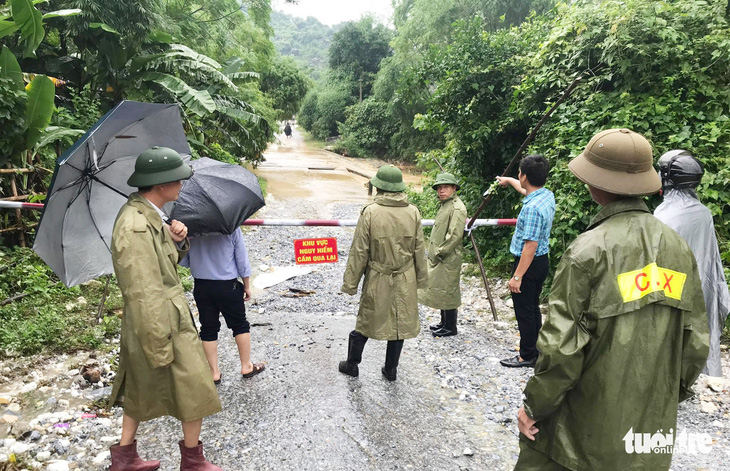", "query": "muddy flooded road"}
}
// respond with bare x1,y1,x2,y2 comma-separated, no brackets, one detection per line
256,127,421,206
